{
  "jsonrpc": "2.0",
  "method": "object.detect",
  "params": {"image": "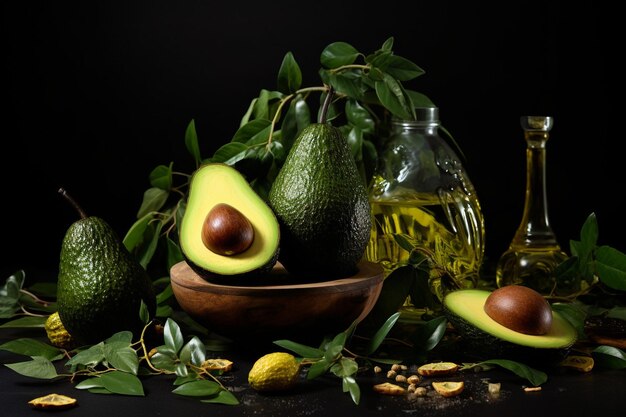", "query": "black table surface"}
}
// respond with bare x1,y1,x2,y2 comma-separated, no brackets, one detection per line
2,324,624,417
